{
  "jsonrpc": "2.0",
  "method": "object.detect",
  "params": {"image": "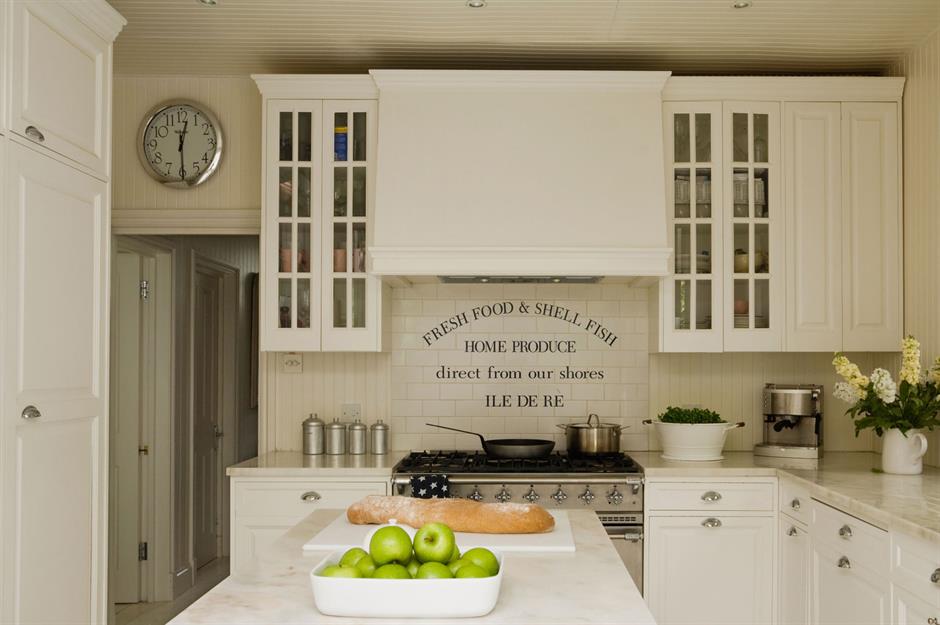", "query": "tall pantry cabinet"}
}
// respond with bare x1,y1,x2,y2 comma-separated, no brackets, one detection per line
651,78,903,353
0,2,124,623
